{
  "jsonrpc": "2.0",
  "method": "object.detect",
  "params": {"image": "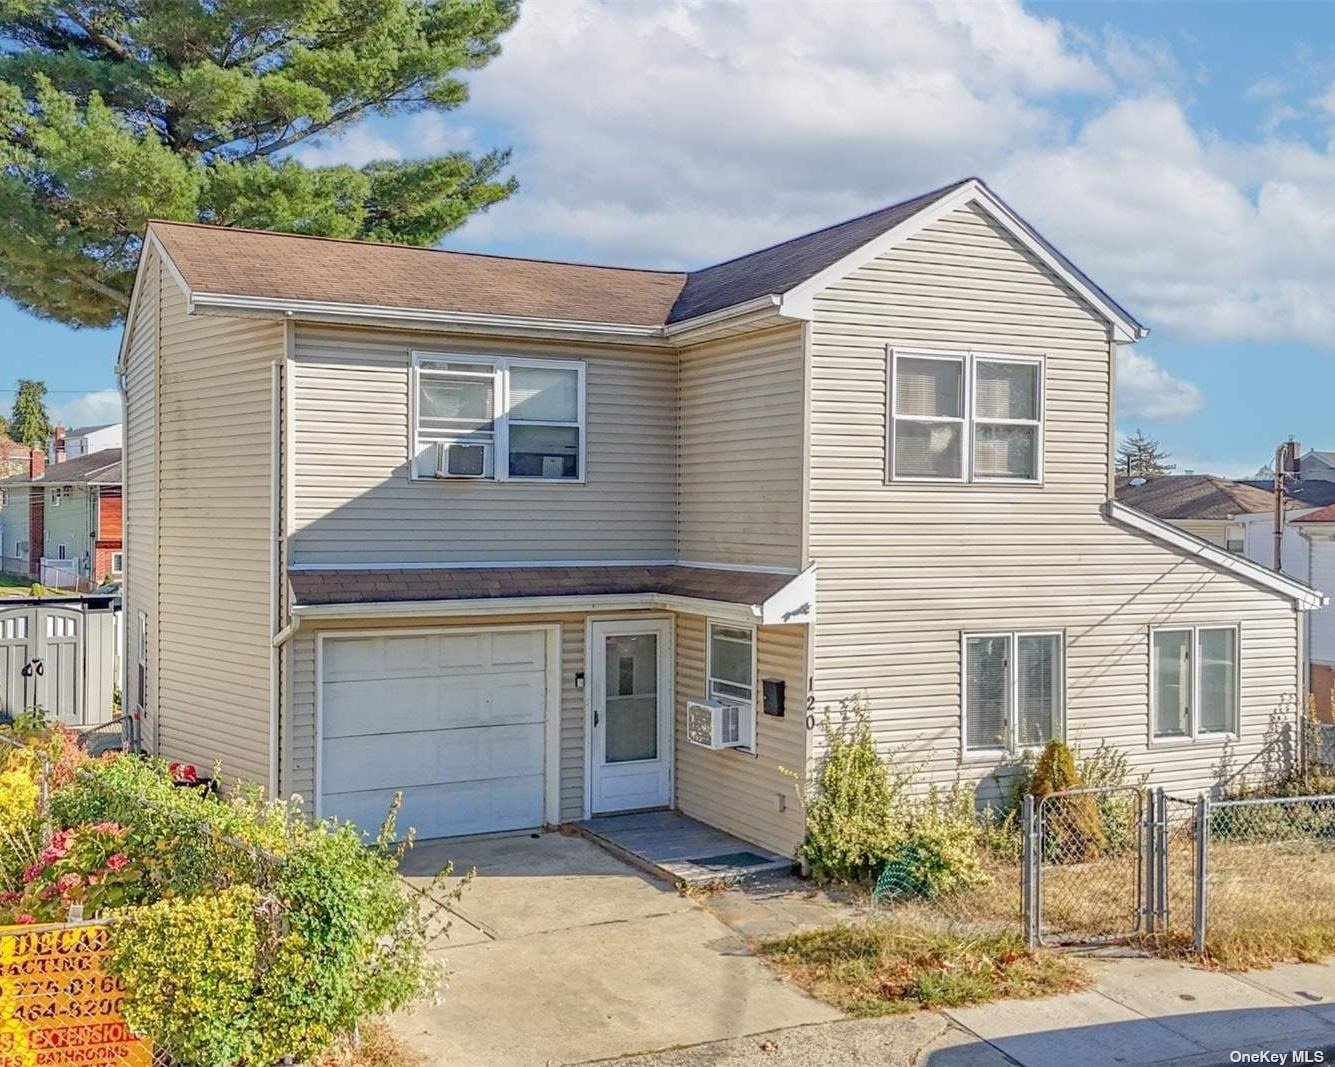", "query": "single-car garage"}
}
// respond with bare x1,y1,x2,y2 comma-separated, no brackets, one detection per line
317,626,558,840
